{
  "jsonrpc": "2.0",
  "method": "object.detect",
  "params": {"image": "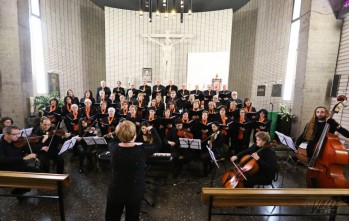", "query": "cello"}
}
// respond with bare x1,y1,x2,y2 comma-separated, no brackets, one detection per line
221,147,267,188
306,95,349,188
